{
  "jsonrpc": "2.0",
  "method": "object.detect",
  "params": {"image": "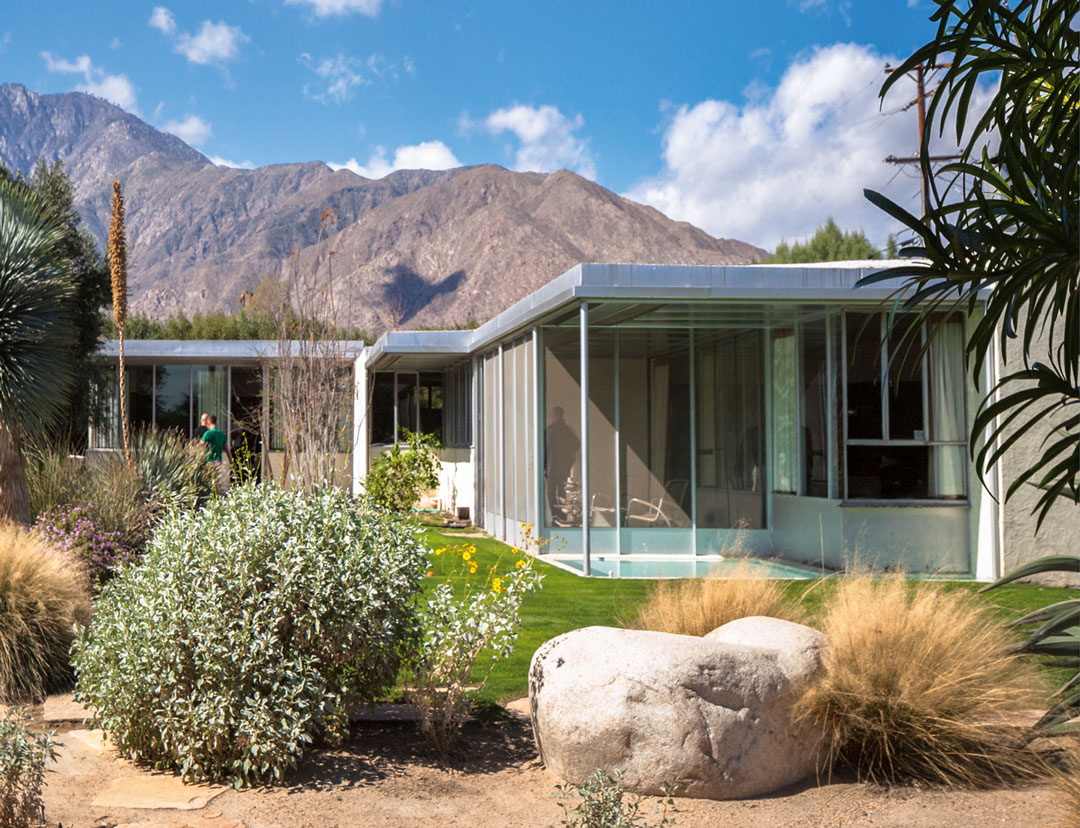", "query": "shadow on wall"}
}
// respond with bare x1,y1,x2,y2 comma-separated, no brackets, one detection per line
380,266,466,325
